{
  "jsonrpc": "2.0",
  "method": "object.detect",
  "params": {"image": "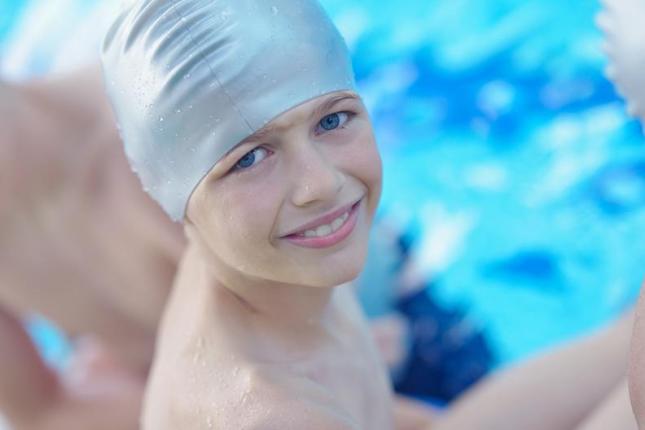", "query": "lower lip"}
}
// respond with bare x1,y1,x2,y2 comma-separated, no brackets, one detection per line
283,199,362,249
